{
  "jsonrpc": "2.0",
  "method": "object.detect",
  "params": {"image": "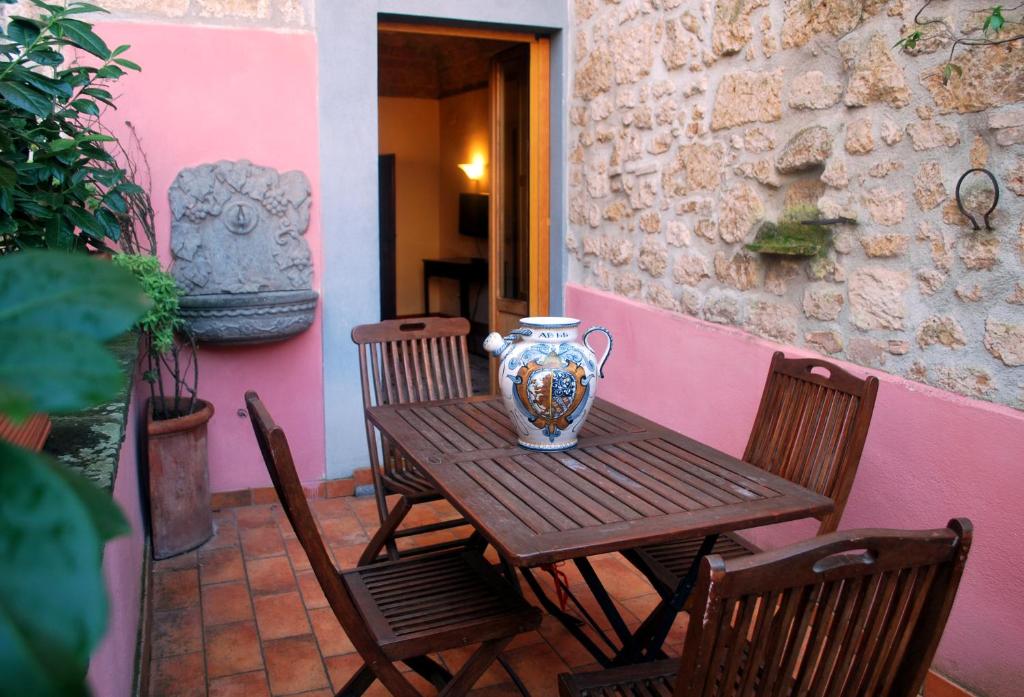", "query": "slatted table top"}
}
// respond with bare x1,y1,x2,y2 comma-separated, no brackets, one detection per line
367,396,832,567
